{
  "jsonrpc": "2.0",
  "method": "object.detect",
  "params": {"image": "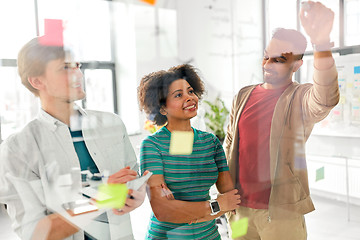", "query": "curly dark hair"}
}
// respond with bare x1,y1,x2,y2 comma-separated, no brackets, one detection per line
138,64,205,126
